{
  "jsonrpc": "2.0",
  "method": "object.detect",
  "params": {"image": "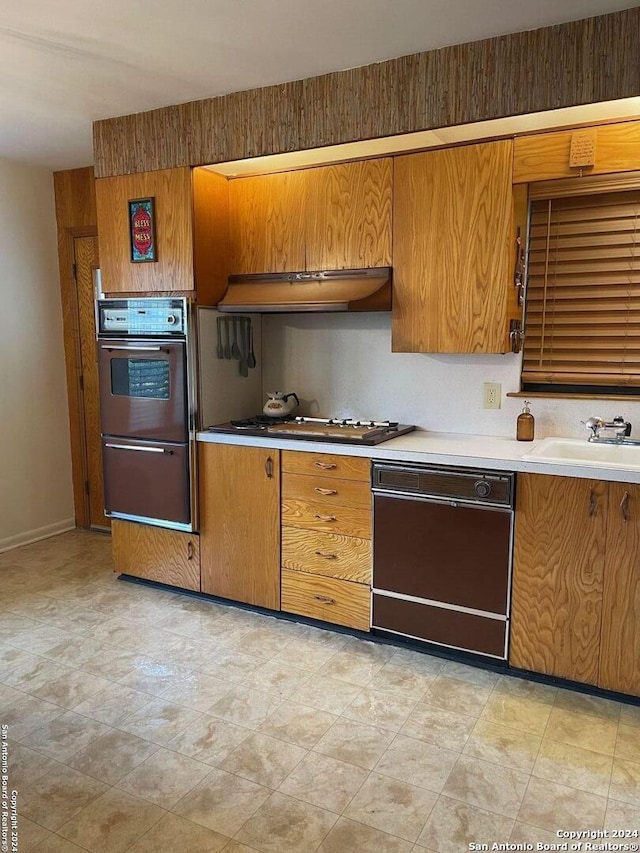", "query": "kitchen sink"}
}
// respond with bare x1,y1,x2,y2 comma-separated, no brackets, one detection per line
524,437,640,470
